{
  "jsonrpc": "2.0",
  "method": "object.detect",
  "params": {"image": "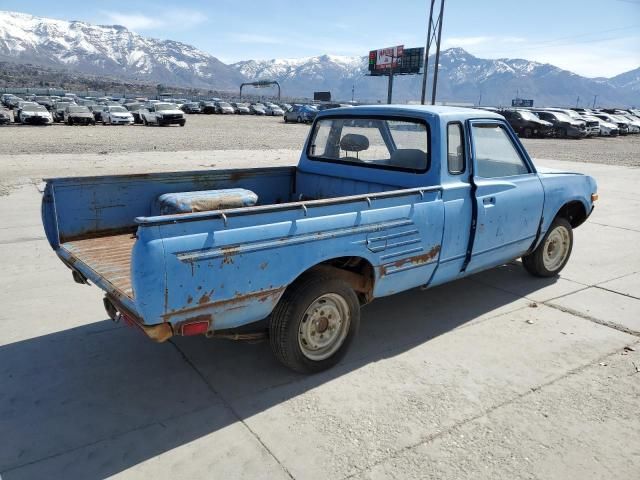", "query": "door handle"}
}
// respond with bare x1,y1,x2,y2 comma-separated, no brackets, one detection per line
483,196,496,206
